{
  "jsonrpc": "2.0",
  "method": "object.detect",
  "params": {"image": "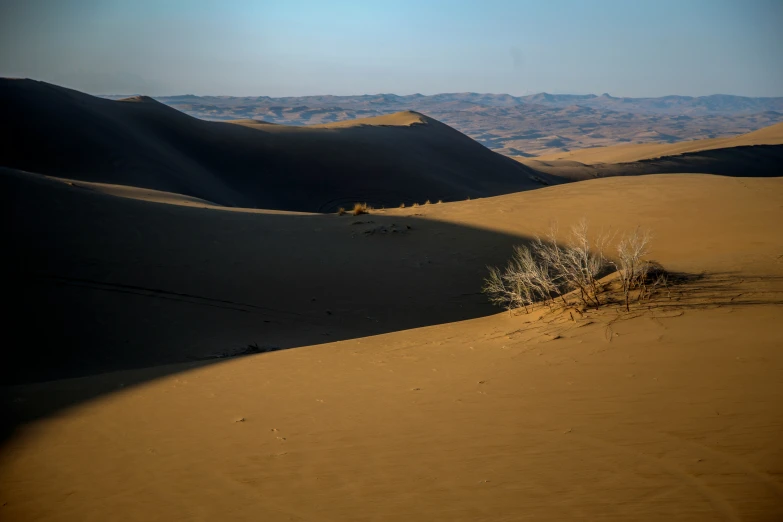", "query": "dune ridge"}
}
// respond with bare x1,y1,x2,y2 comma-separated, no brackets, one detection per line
0,79,552,212
517,121,783,181
532,121,783,164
